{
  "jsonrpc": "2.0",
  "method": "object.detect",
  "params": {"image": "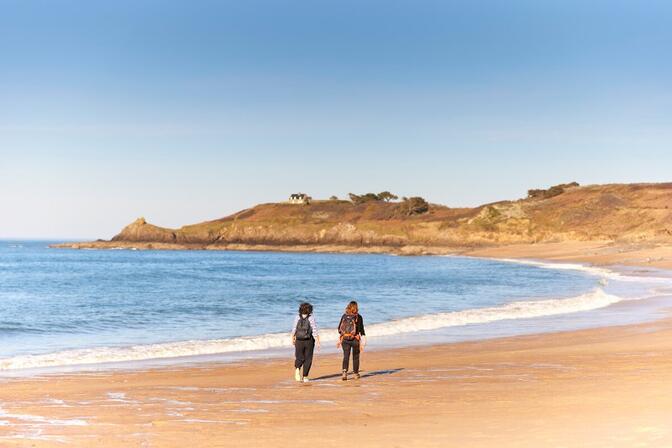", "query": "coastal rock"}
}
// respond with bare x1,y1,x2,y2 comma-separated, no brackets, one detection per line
111,217,177,243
